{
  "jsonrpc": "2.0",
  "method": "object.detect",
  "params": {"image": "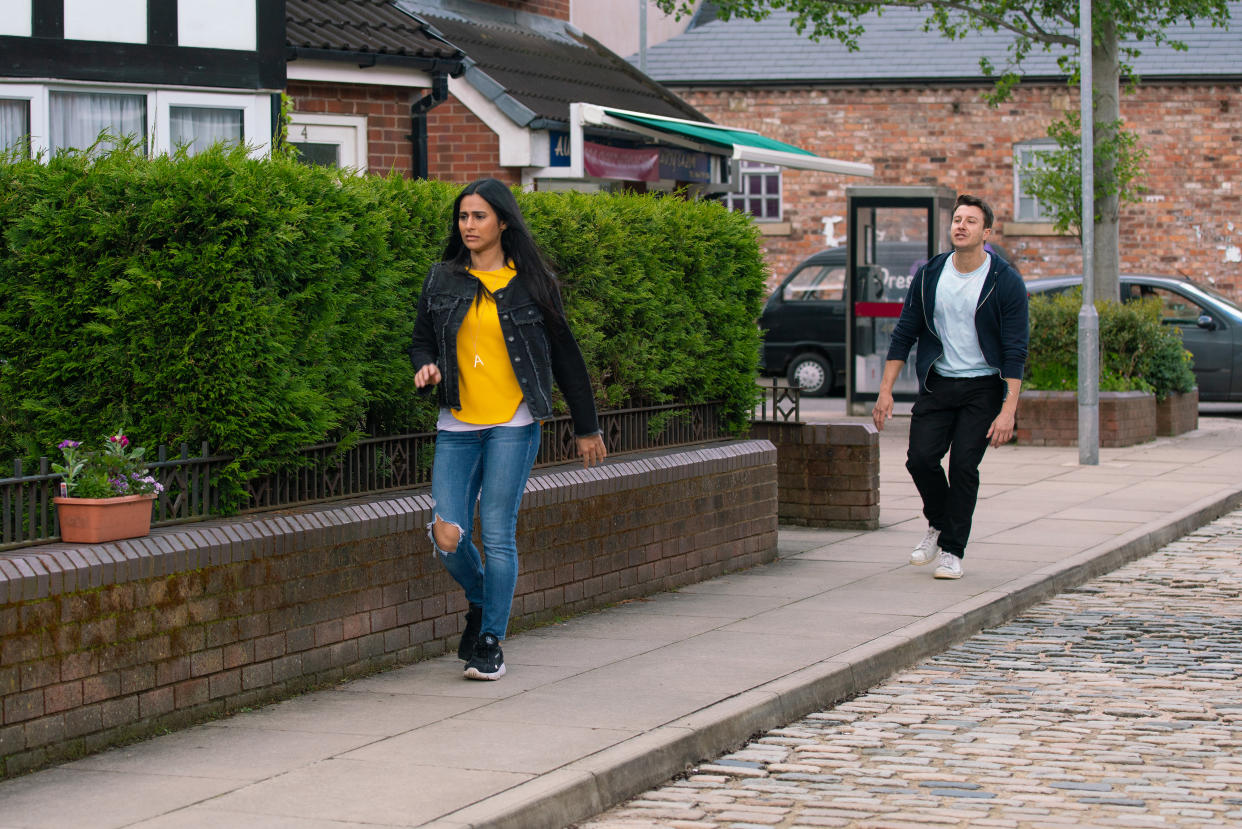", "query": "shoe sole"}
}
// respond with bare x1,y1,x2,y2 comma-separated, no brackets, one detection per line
933,569,962,579
464,664,506,681
909,554,935,566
